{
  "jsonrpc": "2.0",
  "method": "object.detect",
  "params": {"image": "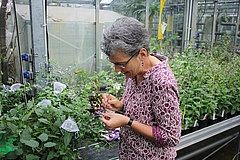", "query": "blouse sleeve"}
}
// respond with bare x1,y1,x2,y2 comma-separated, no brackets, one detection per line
151,67,182,148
